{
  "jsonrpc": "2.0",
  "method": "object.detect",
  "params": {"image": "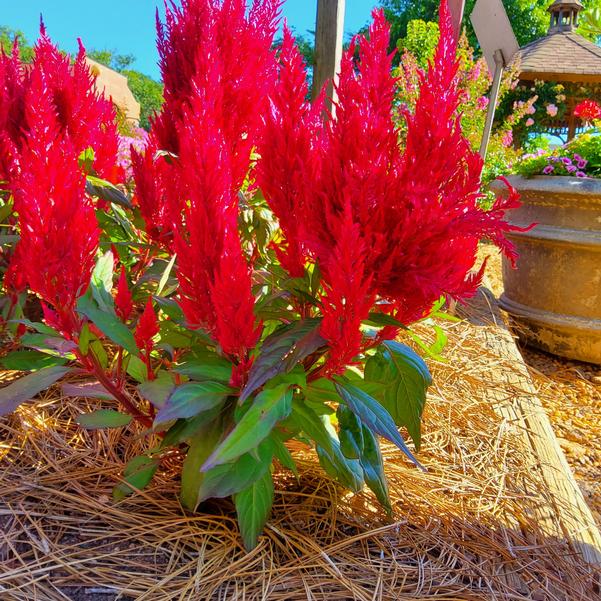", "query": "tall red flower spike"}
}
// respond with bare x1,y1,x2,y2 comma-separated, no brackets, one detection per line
259,0,520,374
9,63,99,337
139,0,280,369
135,298,159,354
115,266,134,323
0,26,119,183
255,25,319,278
